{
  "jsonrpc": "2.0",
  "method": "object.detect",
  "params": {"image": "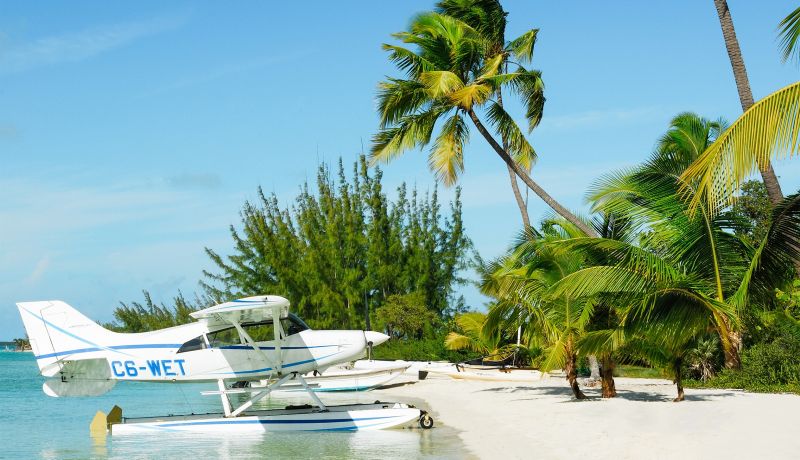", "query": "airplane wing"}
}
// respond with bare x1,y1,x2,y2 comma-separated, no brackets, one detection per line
191,295,290,327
